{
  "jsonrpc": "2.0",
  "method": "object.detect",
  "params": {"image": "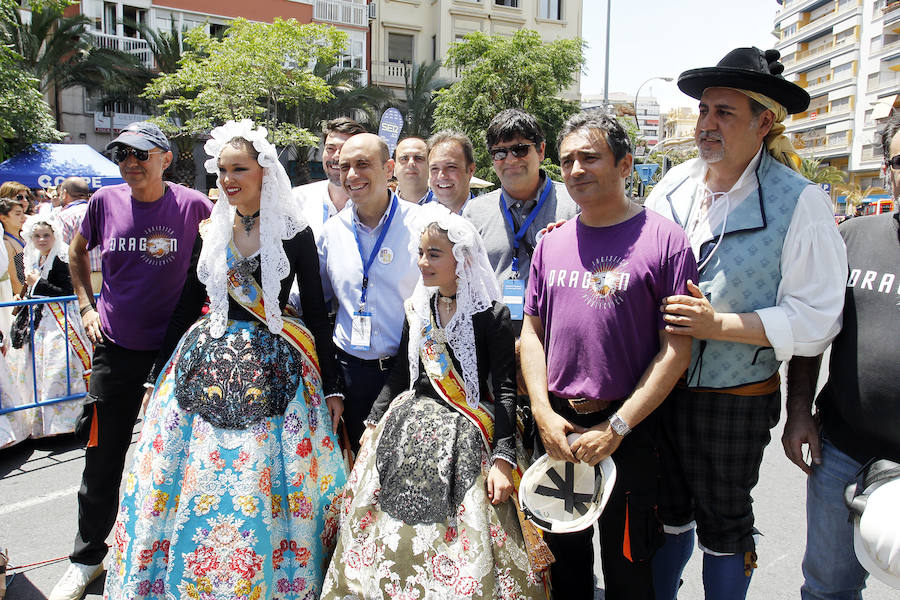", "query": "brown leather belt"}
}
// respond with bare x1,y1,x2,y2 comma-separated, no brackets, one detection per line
566,397,613,415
